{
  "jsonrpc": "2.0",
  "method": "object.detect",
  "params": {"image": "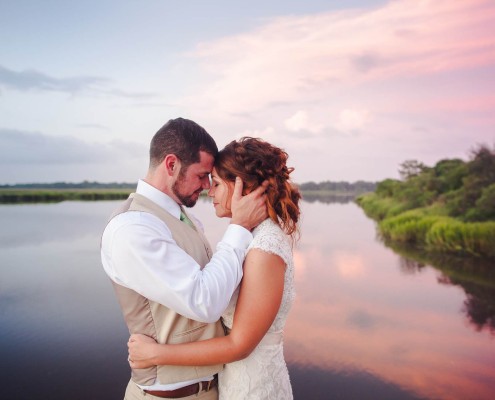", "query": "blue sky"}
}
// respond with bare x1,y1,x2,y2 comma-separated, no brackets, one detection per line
1,0,494,184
